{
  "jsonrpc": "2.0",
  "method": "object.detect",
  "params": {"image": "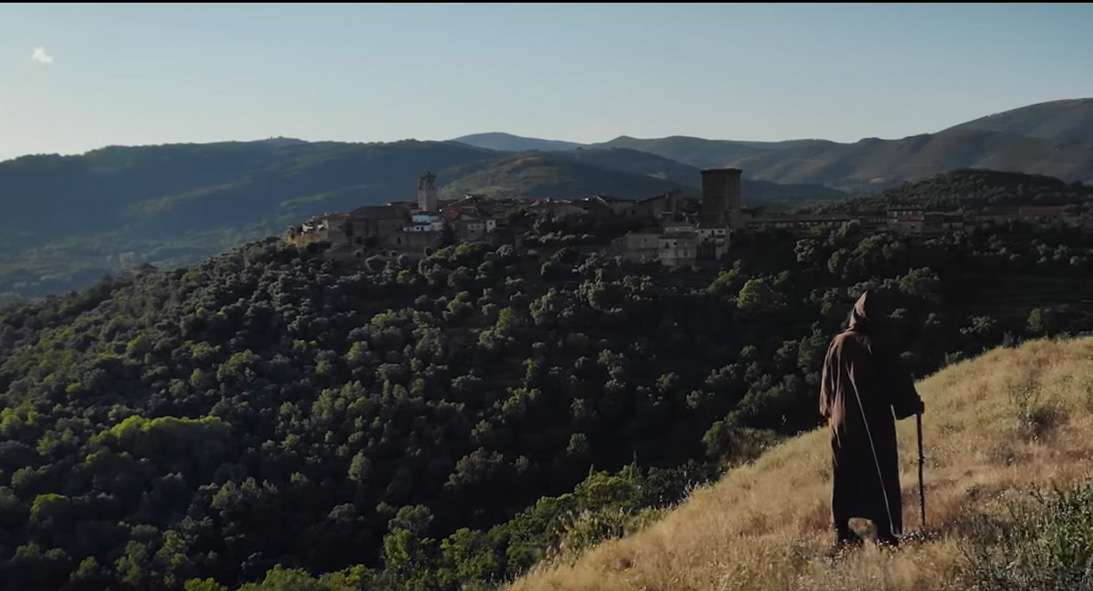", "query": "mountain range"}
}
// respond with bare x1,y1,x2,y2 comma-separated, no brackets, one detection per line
1,97,1092,300
454,98,1093,191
